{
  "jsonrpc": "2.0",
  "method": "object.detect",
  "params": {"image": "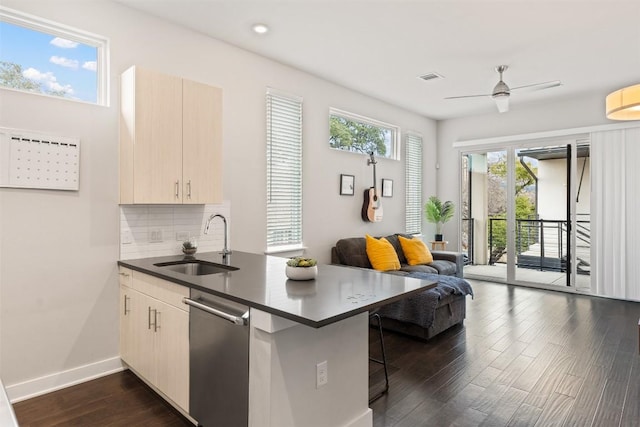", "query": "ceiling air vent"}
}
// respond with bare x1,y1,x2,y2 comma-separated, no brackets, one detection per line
418,72,444,82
